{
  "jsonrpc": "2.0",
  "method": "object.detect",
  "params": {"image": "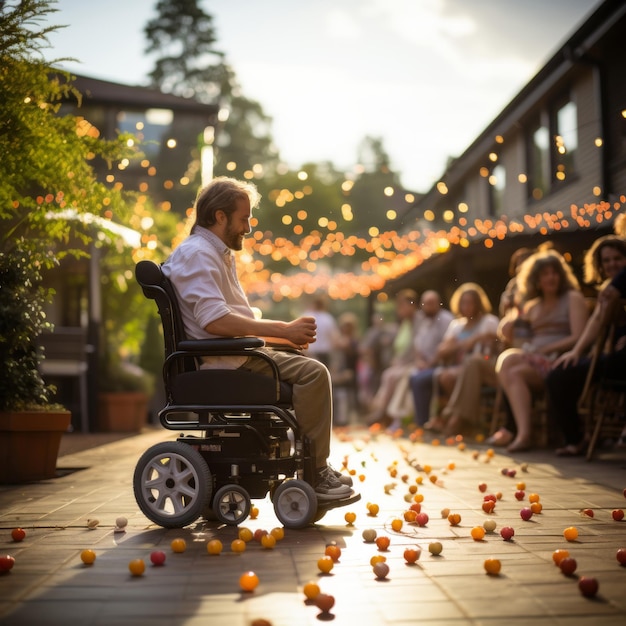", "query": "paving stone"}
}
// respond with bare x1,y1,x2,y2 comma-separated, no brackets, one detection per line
1,426,625,625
